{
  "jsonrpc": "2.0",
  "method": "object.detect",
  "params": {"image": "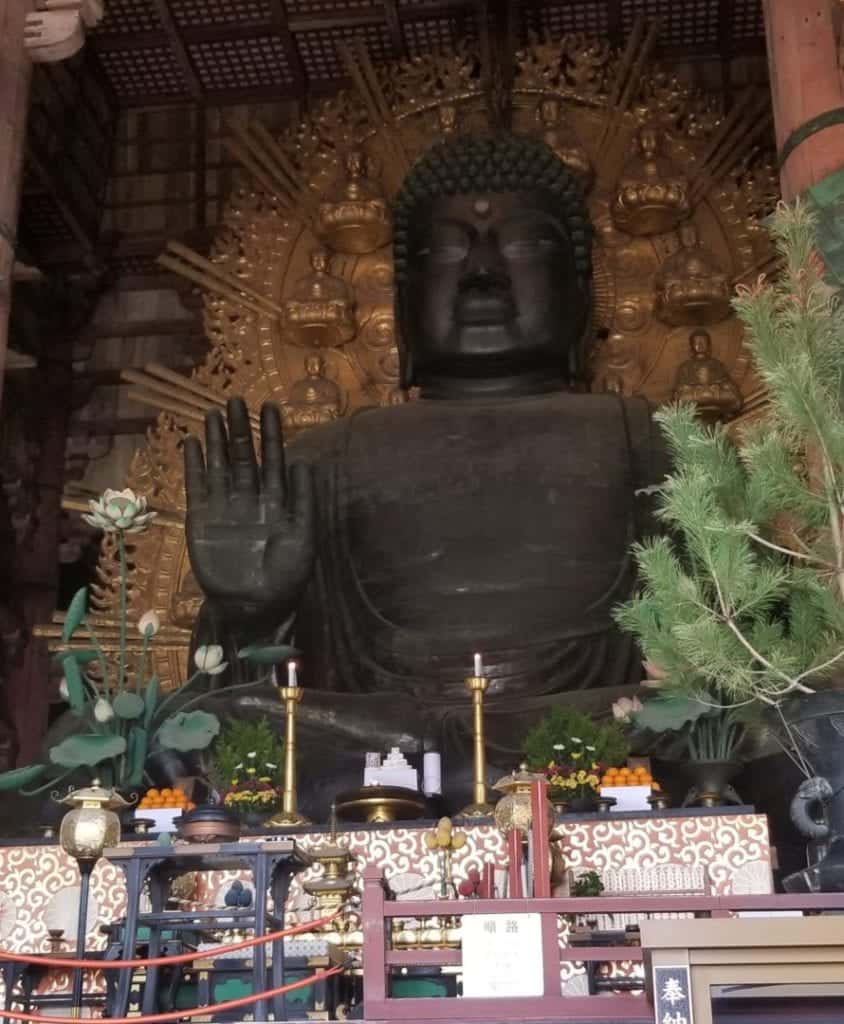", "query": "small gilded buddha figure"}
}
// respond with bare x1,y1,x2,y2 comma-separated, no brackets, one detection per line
437,102,459,137
655,223,732,327
316,149,392,255
536,96,594,194
283,353,343,430
282,249,357,348
673,328,742,422
611,125,691,236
